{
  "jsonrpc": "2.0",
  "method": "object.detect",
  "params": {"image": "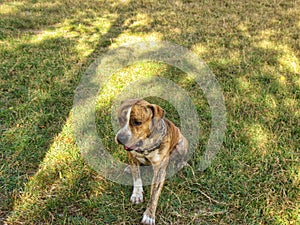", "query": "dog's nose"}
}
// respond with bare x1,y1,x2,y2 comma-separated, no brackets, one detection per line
117,135,128,145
